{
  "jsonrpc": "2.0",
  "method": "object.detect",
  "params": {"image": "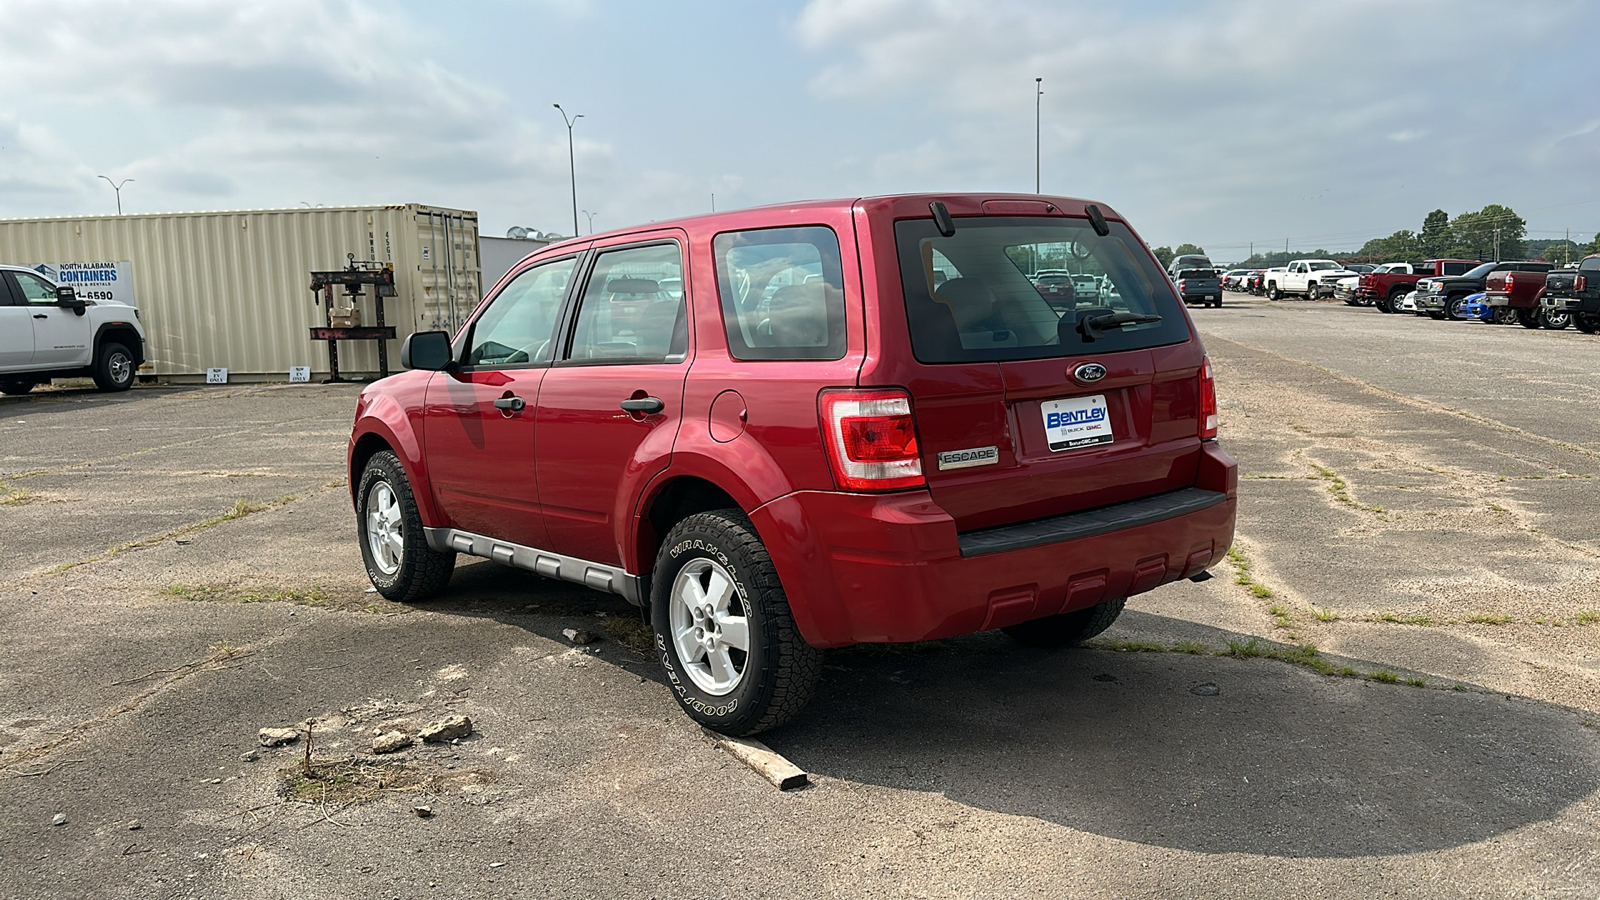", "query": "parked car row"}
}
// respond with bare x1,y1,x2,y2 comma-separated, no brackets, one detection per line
1343,257,1599,332
1219,261,1377,300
